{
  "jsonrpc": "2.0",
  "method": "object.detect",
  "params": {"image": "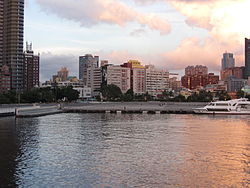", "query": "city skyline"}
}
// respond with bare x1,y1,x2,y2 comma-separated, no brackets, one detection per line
24,0,250,81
